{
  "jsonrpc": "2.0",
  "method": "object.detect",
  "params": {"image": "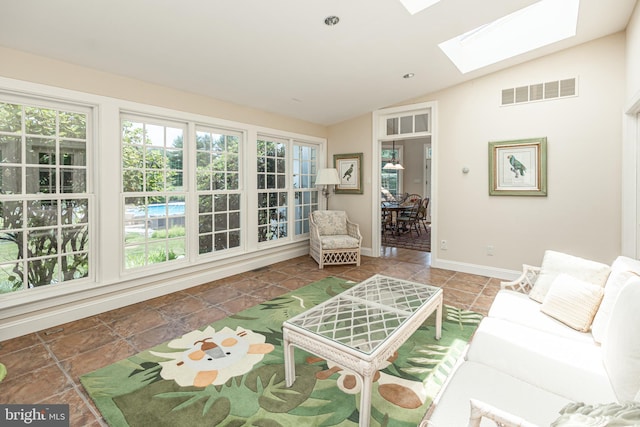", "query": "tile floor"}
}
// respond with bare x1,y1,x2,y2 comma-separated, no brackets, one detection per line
0,248,501,426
